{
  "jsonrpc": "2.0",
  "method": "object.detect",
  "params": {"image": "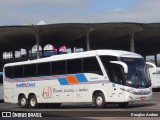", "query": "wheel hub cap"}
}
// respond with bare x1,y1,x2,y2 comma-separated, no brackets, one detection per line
21,98,26,106
96,96,103,106
31,98,36,106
